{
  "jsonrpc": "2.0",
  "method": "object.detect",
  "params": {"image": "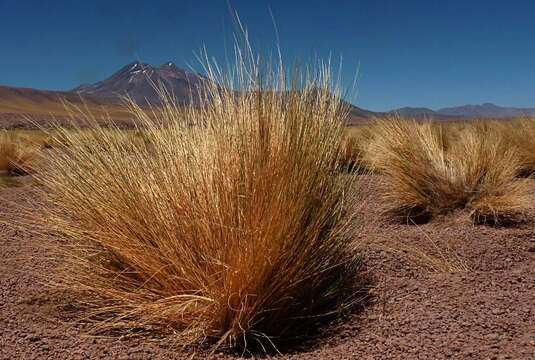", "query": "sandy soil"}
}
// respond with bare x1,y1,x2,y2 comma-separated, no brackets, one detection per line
1,177,534,359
